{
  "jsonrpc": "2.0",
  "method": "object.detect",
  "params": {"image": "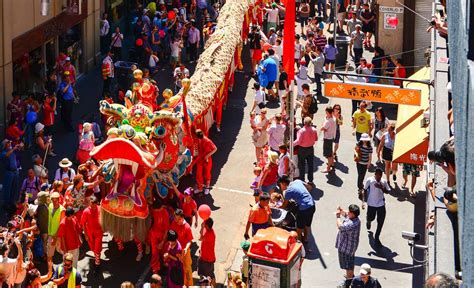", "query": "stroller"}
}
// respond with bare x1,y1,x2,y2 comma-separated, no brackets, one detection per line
271,199,298,231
